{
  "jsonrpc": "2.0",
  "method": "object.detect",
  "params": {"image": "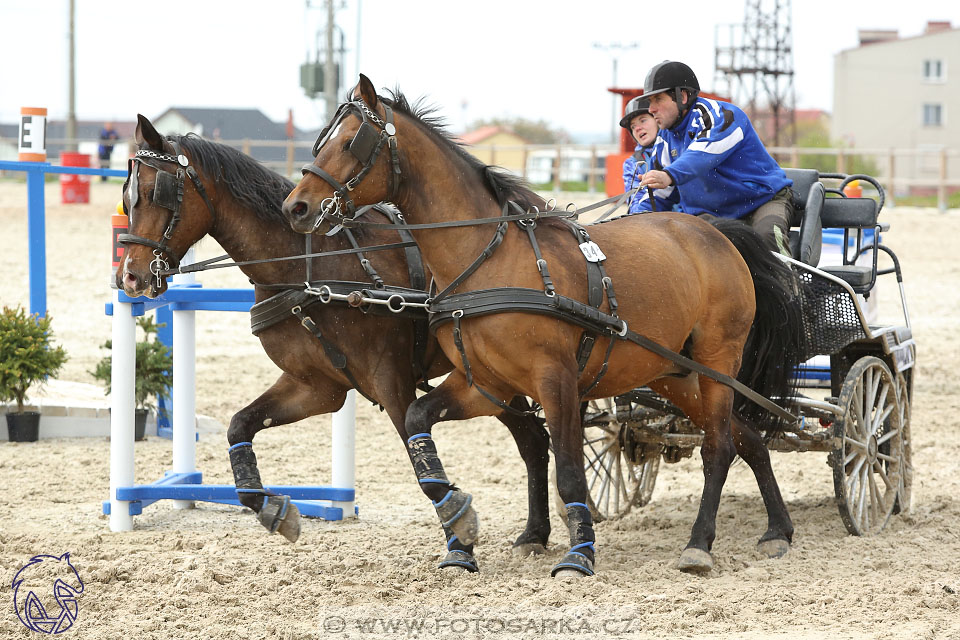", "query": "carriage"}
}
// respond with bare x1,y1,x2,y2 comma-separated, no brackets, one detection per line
578,170,916,537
